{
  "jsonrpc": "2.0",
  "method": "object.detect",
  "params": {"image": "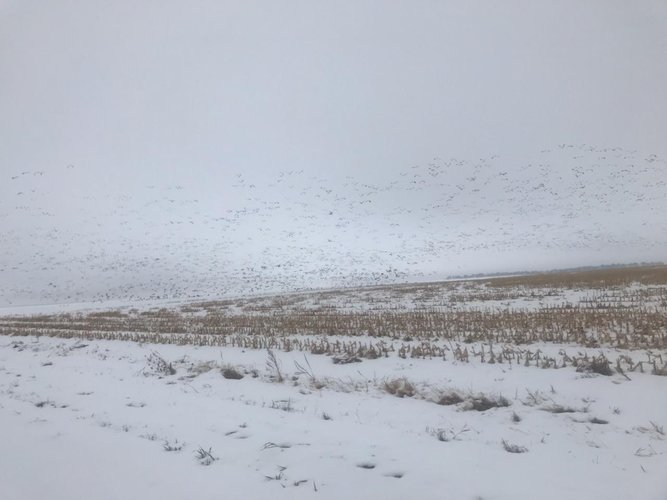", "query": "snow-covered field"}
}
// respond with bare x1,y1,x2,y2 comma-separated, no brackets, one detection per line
1,336,665,500
0,267,667,500
2,1,667,497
